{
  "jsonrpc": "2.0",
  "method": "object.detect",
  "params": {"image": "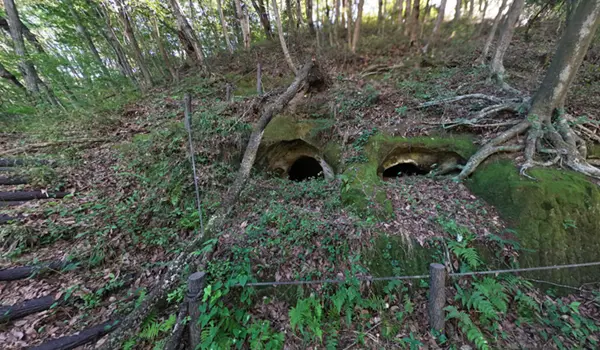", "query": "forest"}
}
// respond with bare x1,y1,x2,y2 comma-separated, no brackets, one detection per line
1,0,600,349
